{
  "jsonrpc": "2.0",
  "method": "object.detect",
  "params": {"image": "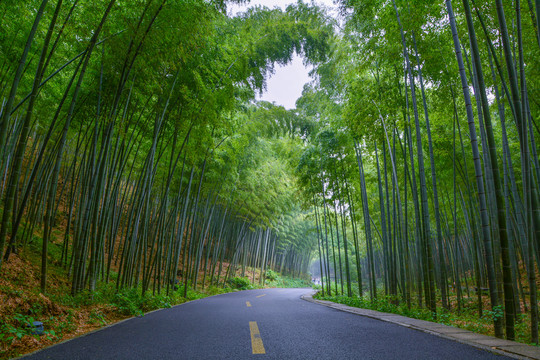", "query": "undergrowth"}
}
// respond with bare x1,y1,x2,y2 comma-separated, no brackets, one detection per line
227,270,312,290
264,269,312,288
